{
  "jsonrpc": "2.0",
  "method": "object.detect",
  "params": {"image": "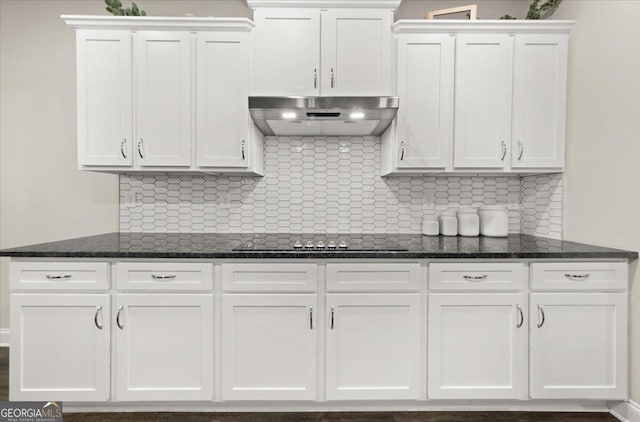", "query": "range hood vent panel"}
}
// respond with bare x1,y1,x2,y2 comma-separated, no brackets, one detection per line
249,96,399,137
